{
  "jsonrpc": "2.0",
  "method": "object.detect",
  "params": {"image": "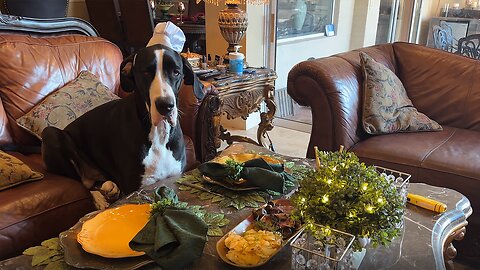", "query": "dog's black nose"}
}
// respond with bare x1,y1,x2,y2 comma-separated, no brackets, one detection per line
155,97,175,116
